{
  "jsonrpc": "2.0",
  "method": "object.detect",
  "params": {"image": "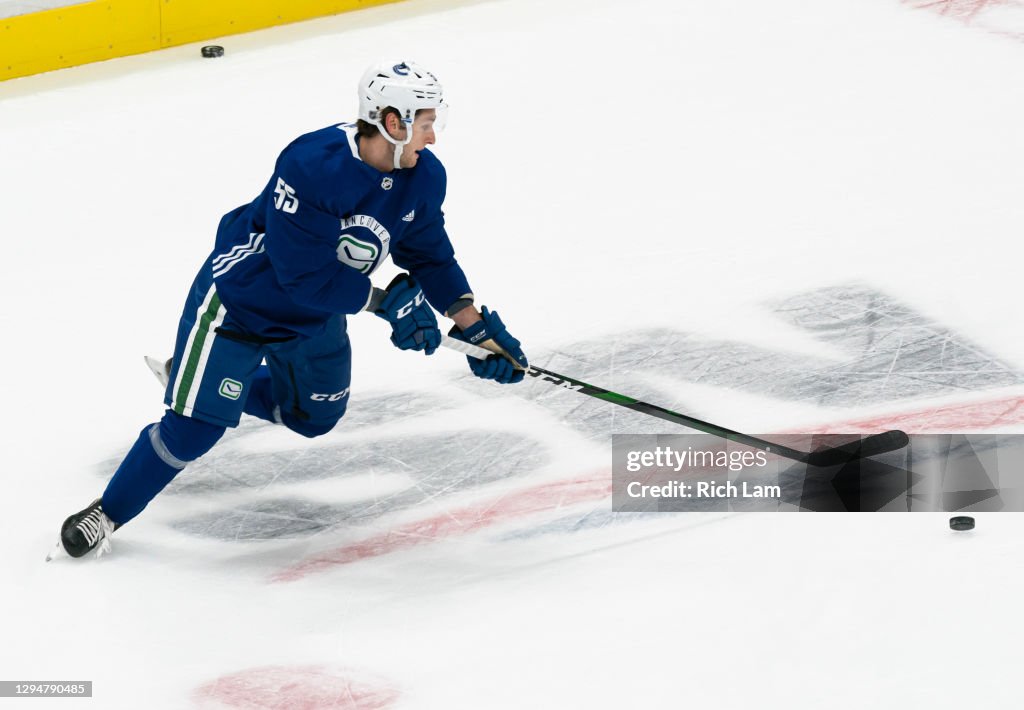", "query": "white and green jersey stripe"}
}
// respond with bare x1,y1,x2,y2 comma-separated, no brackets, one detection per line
170,285,227,418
